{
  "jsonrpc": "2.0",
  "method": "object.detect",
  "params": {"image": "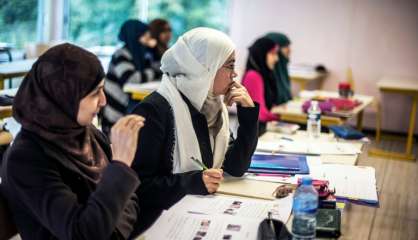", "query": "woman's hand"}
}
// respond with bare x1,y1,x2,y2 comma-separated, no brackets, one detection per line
202,168,224,193
111,115,145,167
224,81,255,107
